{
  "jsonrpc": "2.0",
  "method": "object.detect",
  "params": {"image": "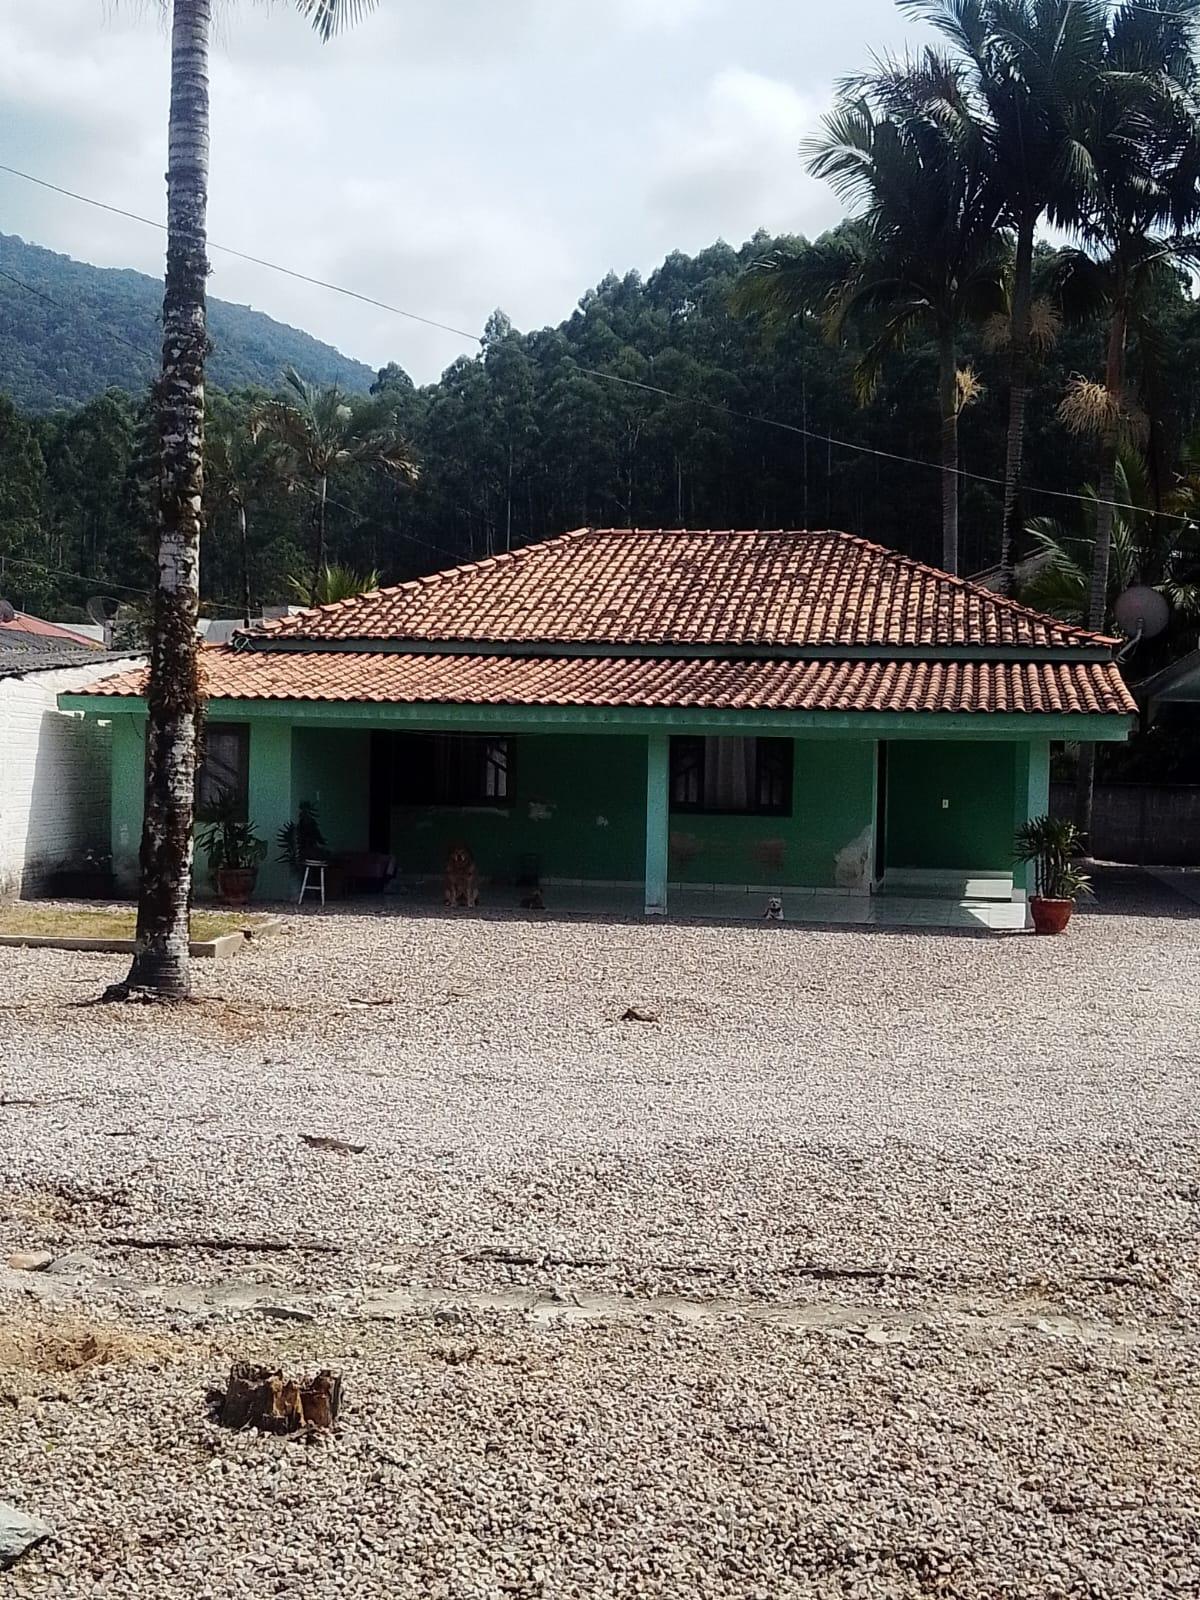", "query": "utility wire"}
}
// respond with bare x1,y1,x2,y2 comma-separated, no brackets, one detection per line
0,163,482,345
3,159,1196,529
0,265,154,360
576,365,1198,527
